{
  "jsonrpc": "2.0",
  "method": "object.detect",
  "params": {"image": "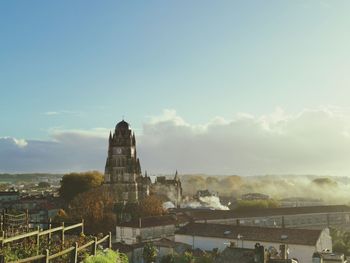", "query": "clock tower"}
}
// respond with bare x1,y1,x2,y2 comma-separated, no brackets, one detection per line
104,120,150,203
